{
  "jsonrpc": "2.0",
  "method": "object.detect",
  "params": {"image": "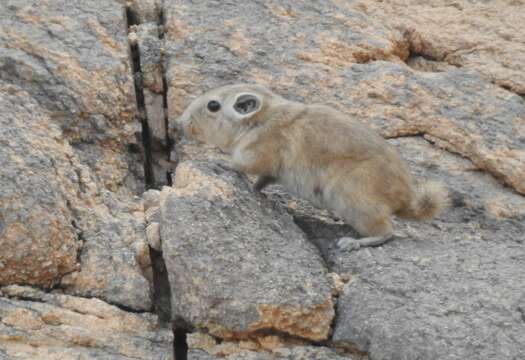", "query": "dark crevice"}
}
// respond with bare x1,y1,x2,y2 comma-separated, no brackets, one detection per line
148,247,172,323
173,328,189,360
158,2,174,186
518,306,525,323
126,4,180,360
126,6,155,190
